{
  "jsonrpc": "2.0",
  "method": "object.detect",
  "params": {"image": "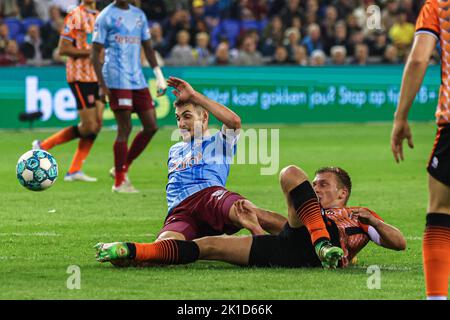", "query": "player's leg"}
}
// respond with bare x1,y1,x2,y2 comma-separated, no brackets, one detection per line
157,231,186,240
125,89,158,171
112,109,132,190
126,107,158,172
95,214,203,267
33,83,84,151
195,235,253,265
65,105,101,181
423,174,450,300
156,214,200,241
34,125,80,151
95,235,253,266
279,165,343,268
95,99,105,129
